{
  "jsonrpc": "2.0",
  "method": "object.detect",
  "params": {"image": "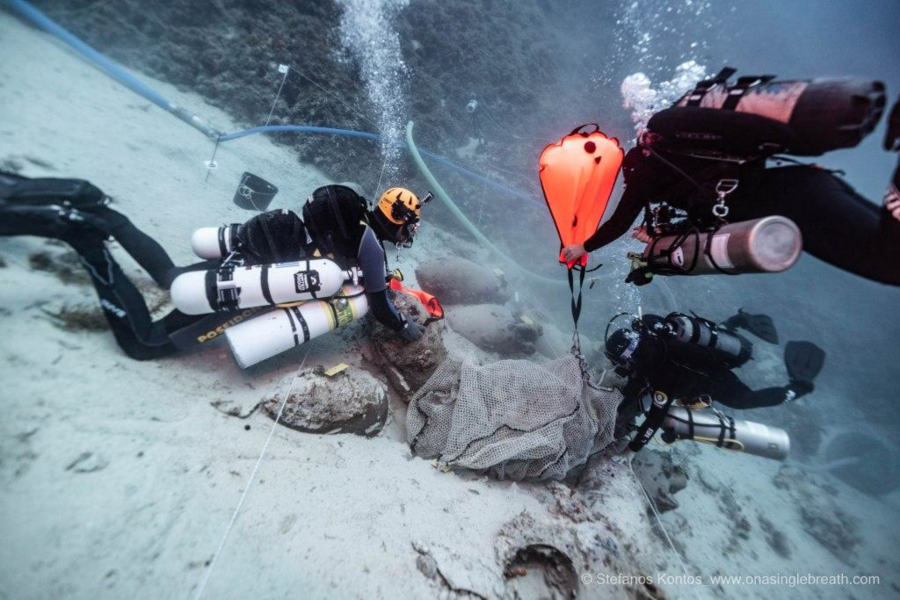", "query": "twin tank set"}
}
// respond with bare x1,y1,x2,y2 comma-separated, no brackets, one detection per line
170,225,369,369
